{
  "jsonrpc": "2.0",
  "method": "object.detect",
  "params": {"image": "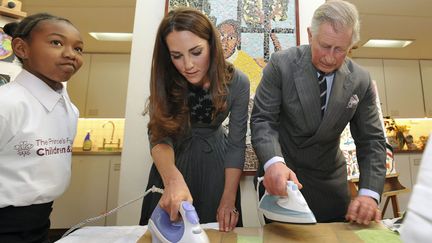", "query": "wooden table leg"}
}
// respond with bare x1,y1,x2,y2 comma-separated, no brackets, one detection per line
382,197,391,218
390,195,400,218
